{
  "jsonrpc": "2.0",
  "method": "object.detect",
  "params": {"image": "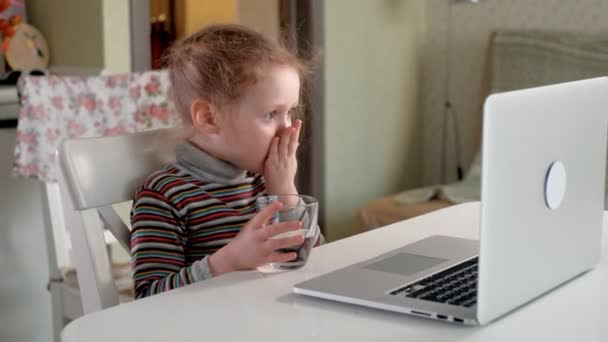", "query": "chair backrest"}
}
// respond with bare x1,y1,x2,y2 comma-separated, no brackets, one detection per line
57,128,180,313
468,30,608,179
